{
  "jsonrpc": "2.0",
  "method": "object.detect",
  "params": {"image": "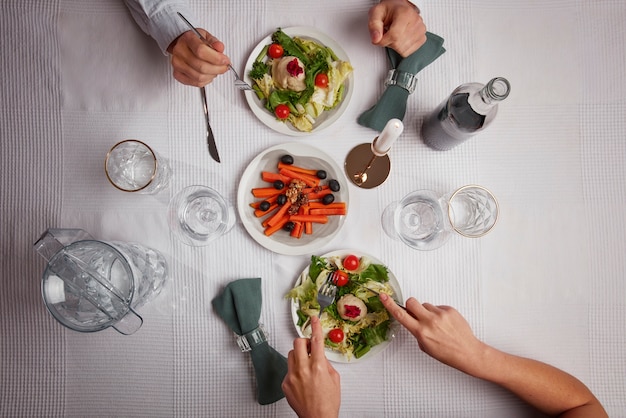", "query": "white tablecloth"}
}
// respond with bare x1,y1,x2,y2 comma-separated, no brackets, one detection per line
2,0,625,416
